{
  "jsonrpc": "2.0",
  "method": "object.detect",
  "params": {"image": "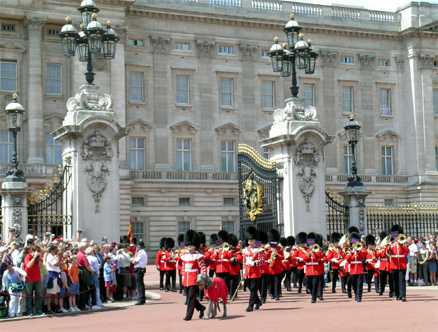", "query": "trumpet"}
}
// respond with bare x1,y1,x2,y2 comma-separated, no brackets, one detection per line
223,242,230,251
311,243,320,253
352,242,363,251
397,234,407,245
